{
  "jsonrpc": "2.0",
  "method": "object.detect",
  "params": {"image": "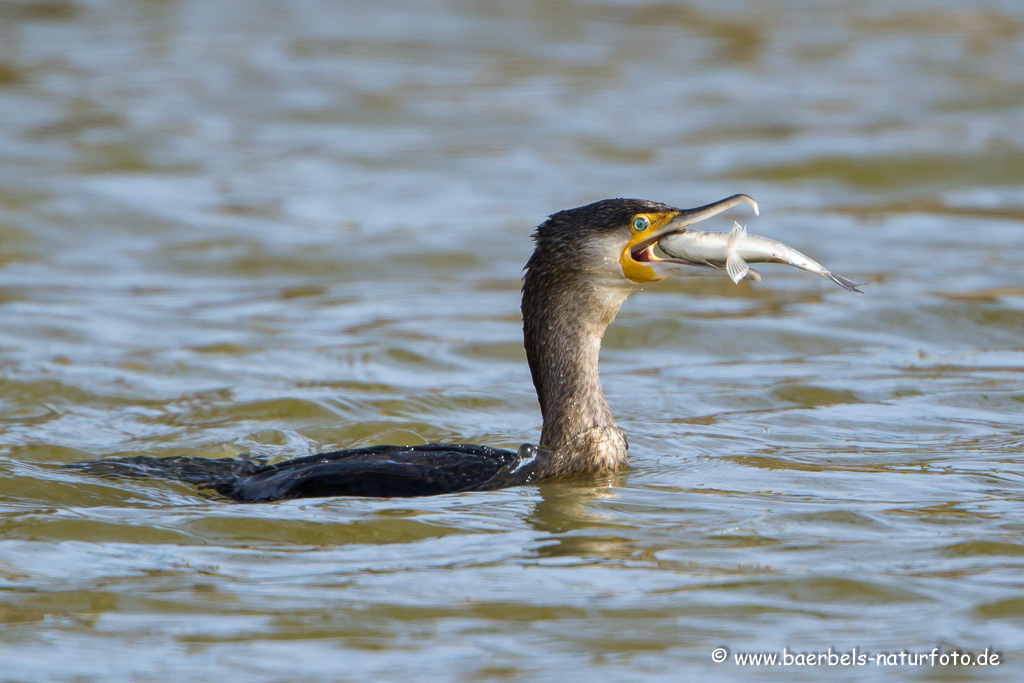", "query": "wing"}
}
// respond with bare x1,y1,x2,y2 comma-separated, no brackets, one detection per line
69,443,539,502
